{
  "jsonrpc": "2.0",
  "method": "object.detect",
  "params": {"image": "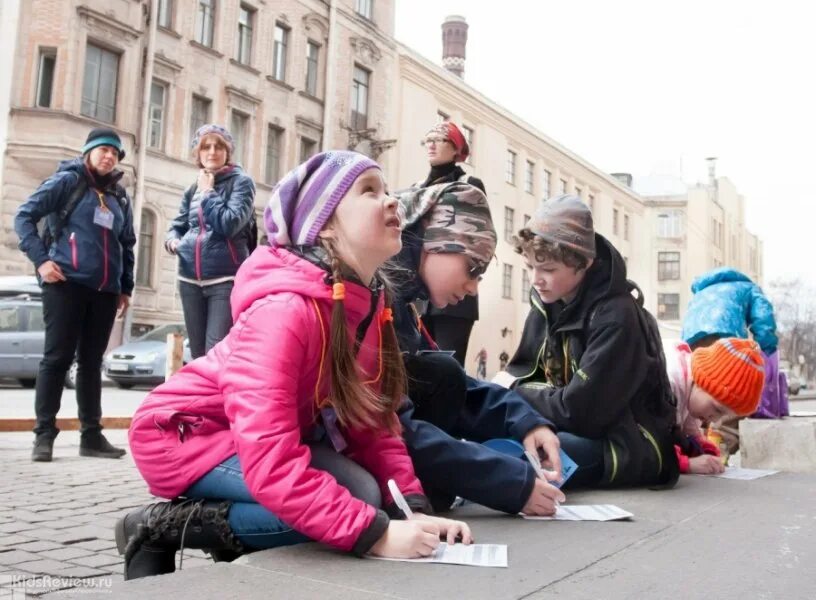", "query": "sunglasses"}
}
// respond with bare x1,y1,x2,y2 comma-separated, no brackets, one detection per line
468,260,488,281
